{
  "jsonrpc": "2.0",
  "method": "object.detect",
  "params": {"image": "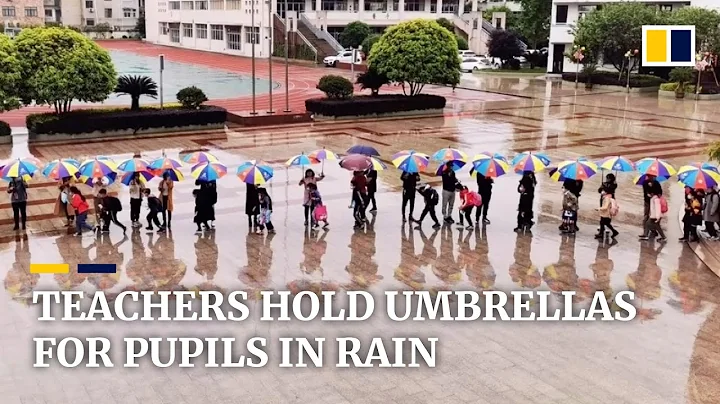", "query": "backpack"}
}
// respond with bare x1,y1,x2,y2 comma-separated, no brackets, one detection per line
609,198,619,217
427,188,439,205
659,196,669,214
467,191,482,207
314,204,328,221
